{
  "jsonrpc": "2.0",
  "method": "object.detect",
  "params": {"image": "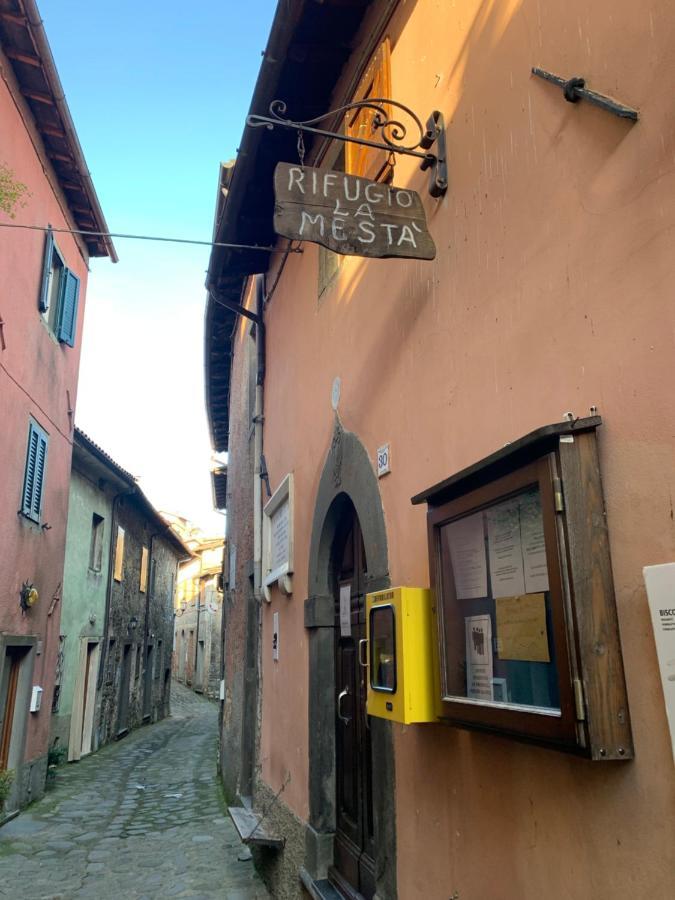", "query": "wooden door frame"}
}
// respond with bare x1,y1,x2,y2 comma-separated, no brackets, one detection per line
69,638,100,761
304,420,397,900
0,635,36,811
